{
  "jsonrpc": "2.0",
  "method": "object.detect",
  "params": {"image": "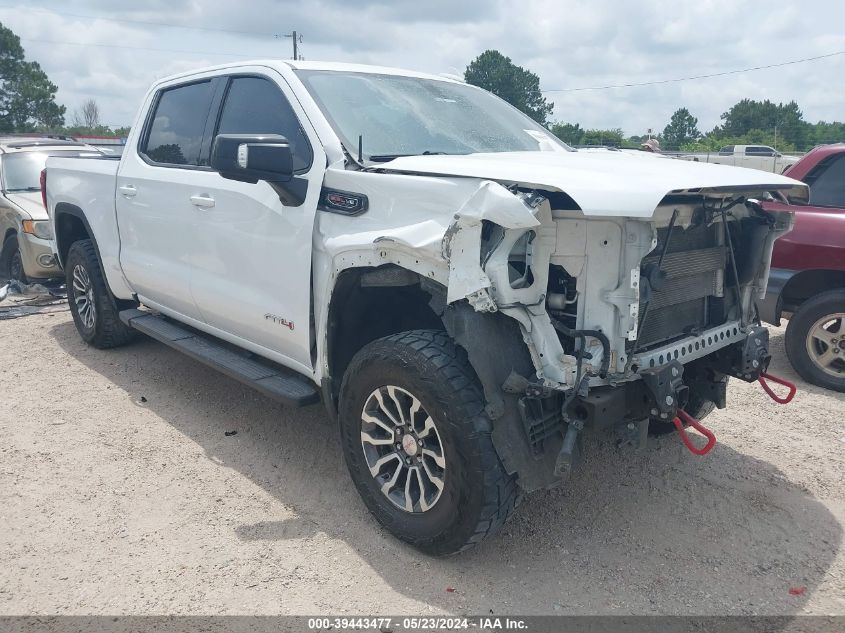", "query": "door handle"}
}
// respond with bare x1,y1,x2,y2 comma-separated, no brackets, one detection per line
190,194,215,209
119,184,137,198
